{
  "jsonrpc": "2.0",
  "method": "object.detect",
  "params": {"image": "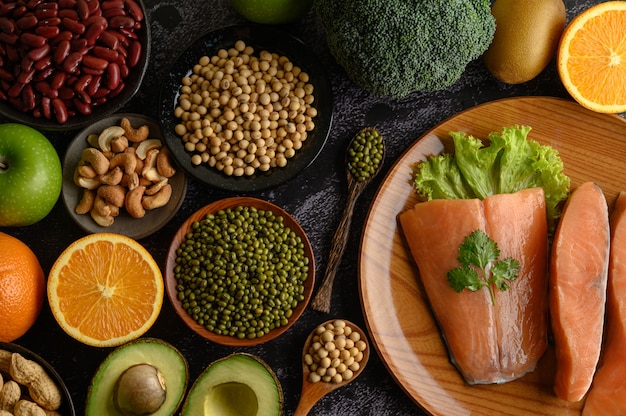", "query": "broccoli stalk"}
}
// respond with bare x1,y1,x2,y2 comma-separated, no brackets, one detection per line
314,0,496,98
